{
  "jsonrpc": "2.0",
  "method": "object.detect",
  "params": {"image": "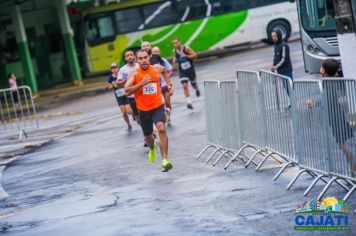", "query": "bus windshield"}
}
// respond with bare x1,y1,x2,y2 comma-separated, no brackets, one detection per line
299,0,336,32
